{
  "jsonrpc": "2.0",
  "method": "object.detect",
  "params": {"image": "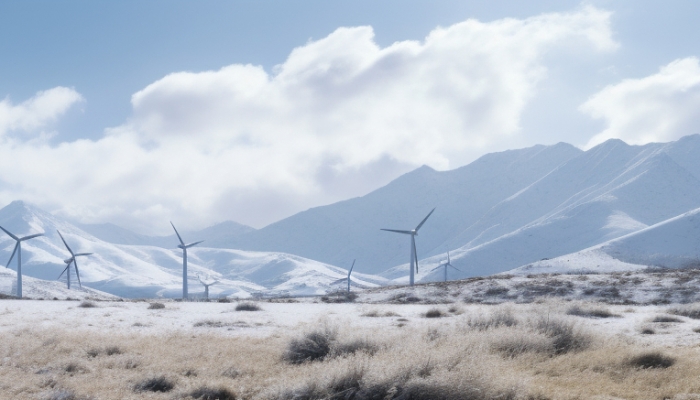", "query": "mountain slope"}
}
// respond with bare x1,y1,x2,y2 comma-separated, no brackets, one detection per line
0,201,384,298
